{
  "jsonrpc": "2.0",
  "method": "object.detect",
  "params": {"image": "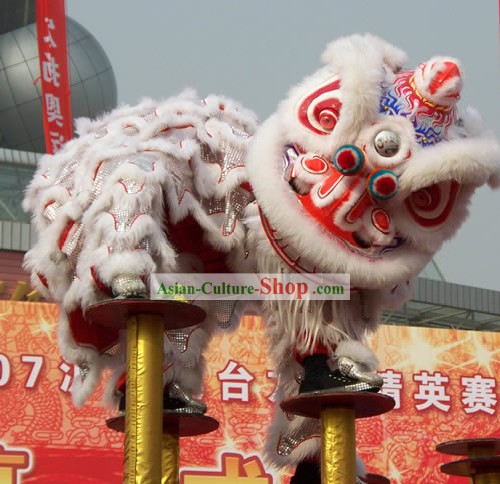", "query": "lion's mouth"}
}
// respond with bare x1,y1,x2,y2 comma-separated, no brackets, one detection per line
259,203,405,275
342,231,405,258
